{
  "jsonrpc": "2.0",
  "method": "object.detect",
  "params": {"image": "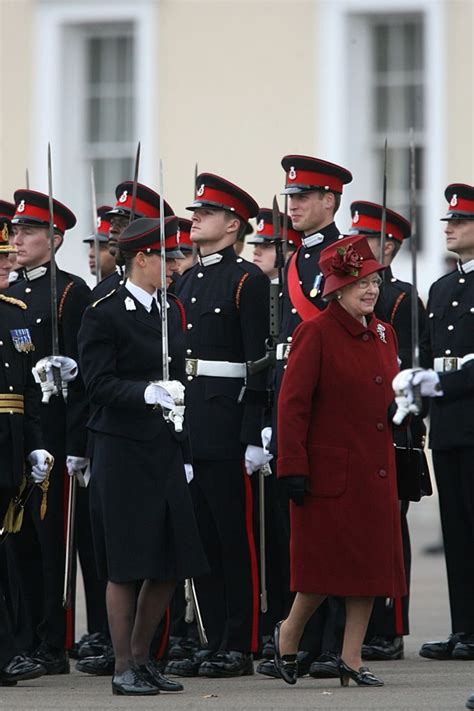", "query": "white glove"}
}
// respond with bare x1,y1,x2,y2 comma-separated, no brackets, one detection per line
261,427,272,456
145,380,186,433
184,463,194,484
27,449,54,484
66,456,89,477
245,444,273,476
392,394,413,425
32,355,78,403
412,369,443,397
144,383,176,409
